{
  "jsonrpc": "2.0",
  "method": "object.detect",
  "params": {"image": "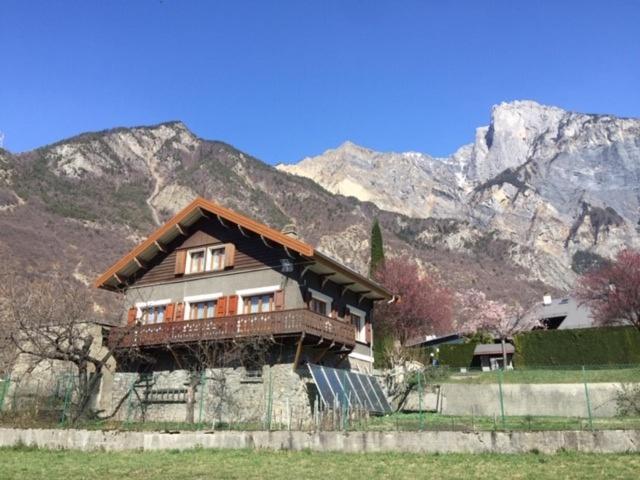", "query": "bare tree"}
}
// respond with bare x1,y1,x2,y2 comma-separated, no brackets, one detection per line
0,269,135,423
